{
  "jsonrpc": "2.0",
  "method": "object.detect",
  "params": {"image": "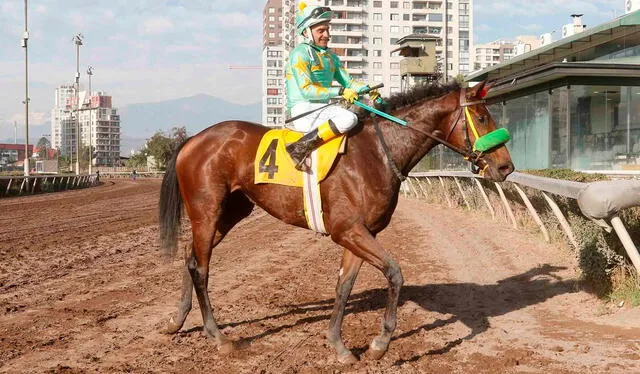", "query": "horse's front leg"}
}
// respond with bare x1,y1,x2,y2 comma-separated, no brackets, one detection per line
333,221,404,360
327,249,363,364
